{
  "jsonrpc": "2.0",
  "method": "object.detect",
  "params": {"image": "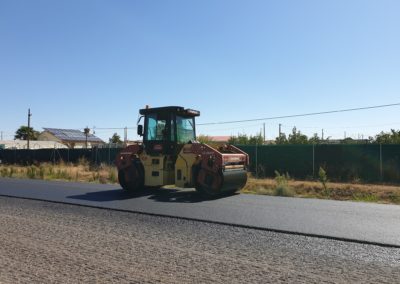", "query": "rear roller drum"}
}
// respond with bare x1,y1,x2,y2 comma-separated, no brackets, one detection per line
118,163,144,192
